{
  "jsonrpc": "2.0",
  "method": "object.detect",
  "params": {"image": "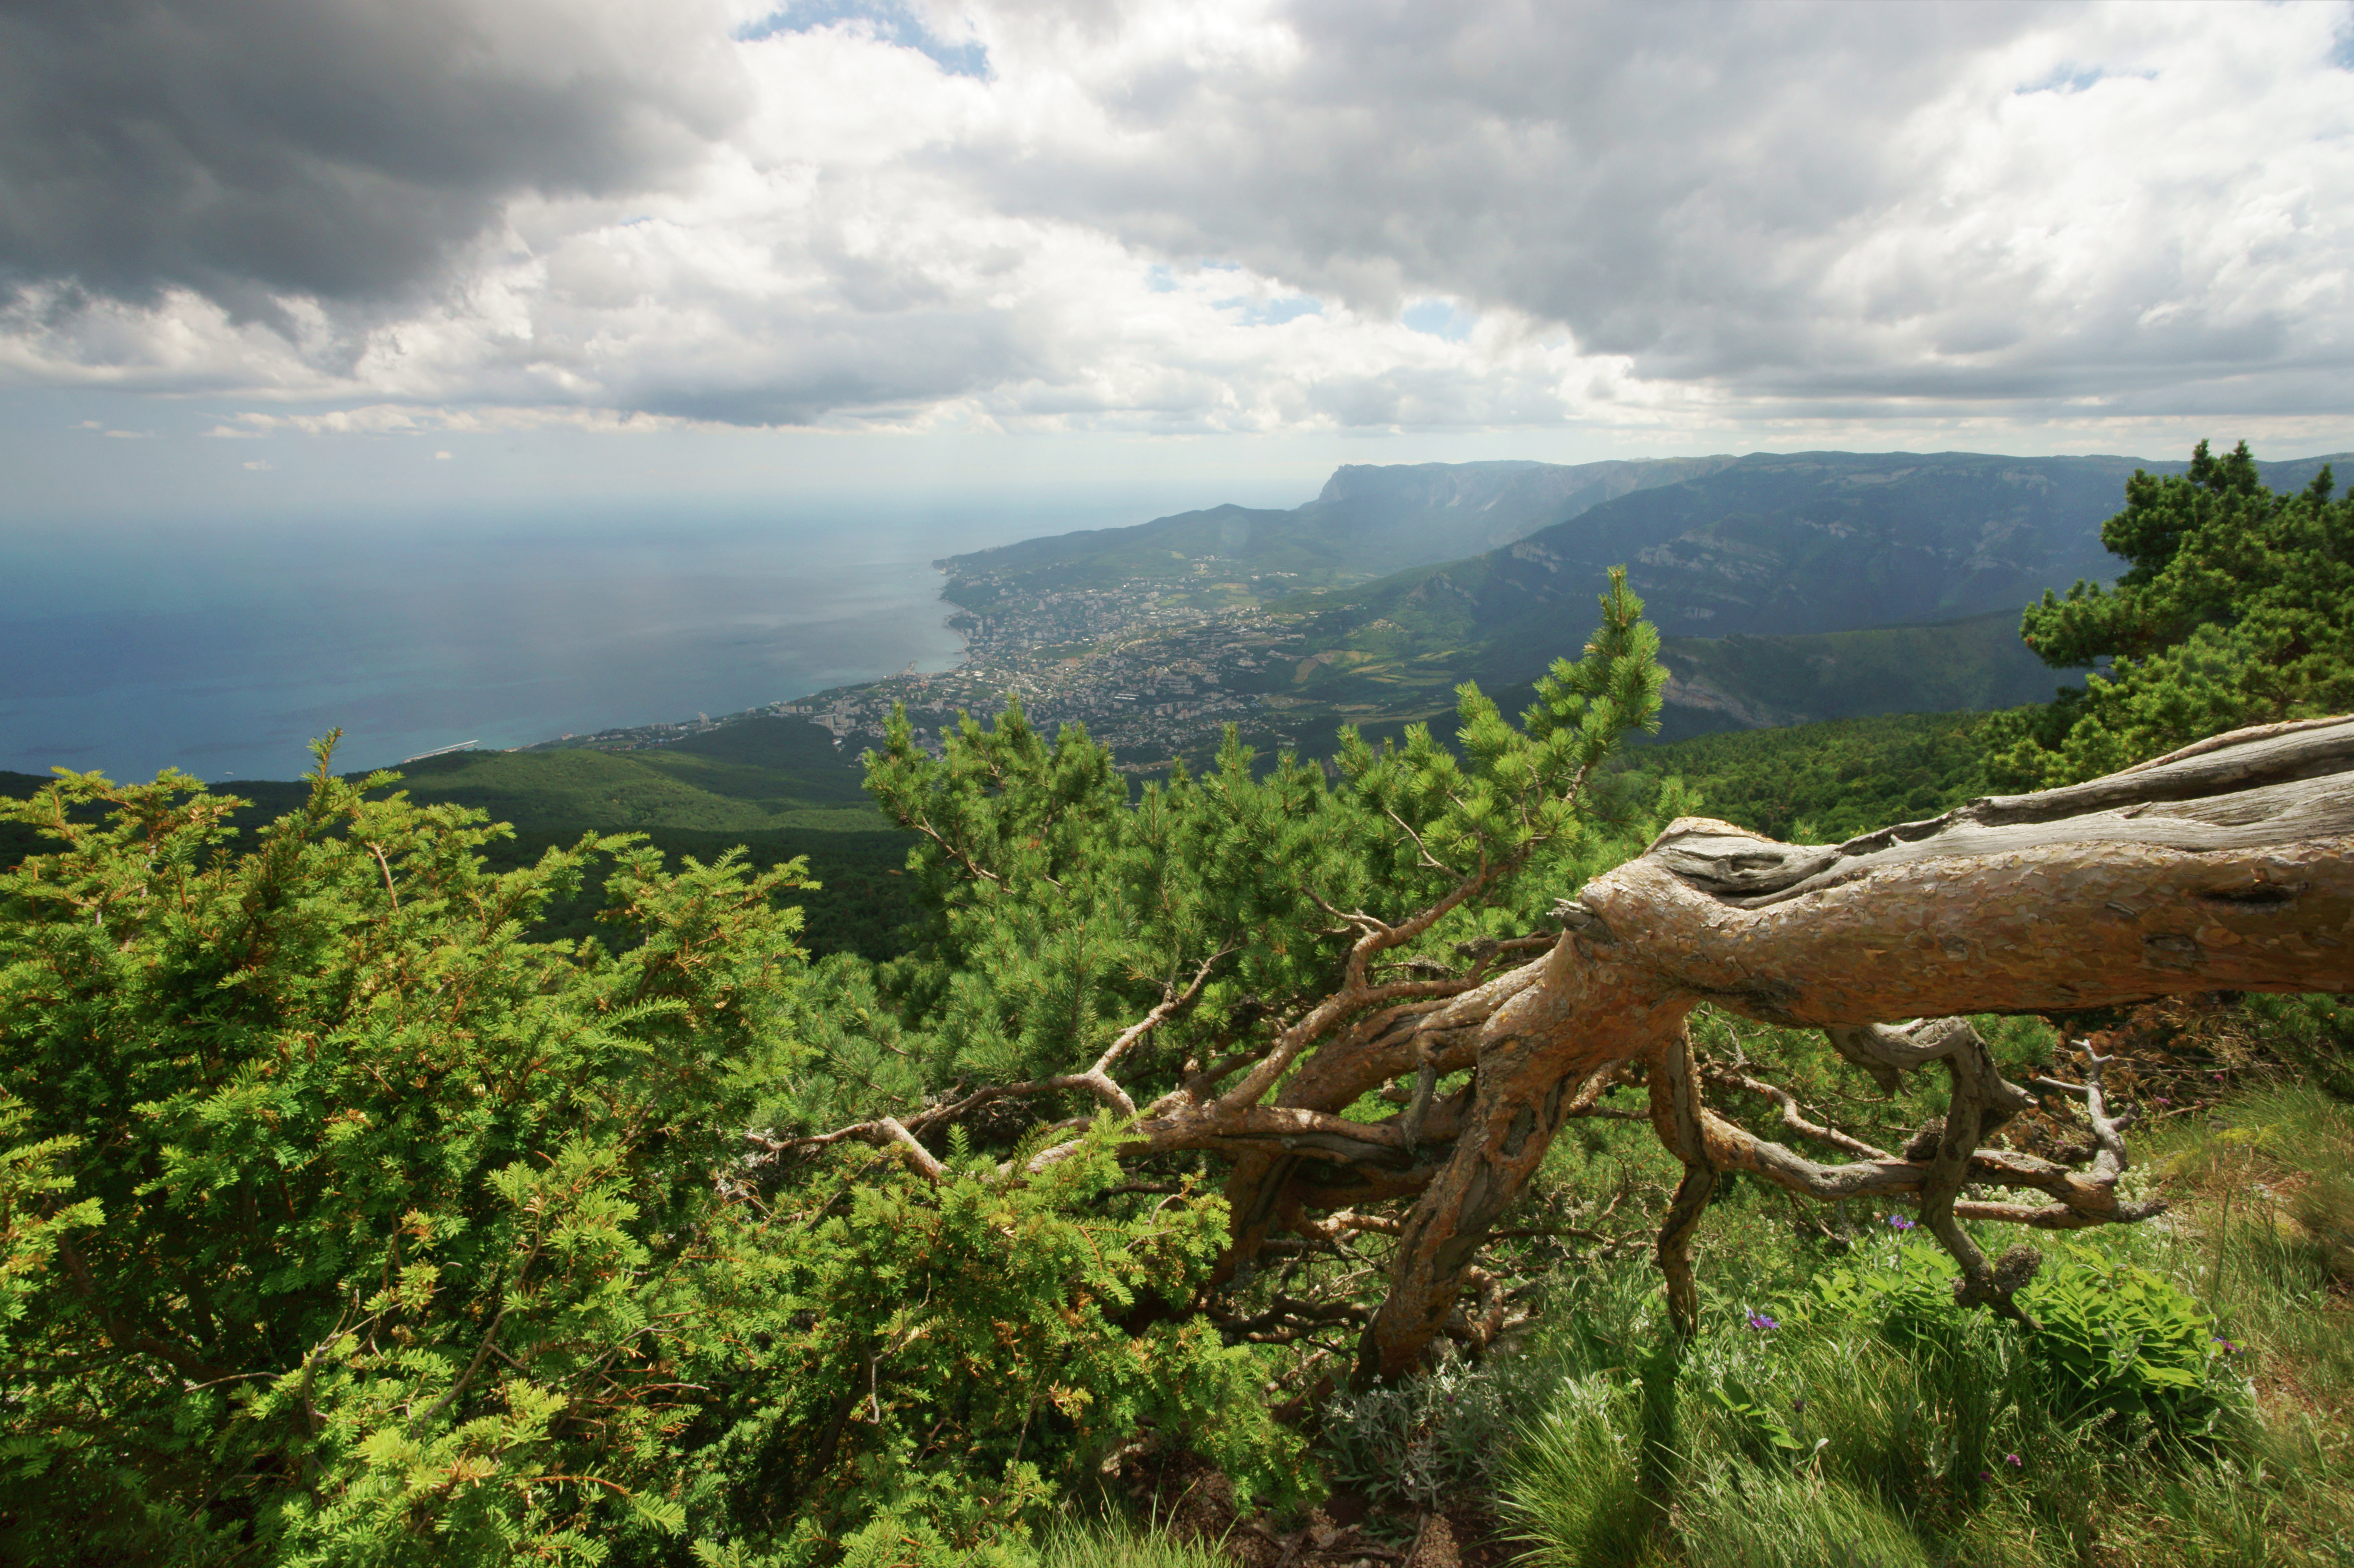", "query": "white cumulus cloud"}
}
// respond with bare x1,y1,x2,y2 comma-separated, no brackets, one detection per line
0,0,2348,441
